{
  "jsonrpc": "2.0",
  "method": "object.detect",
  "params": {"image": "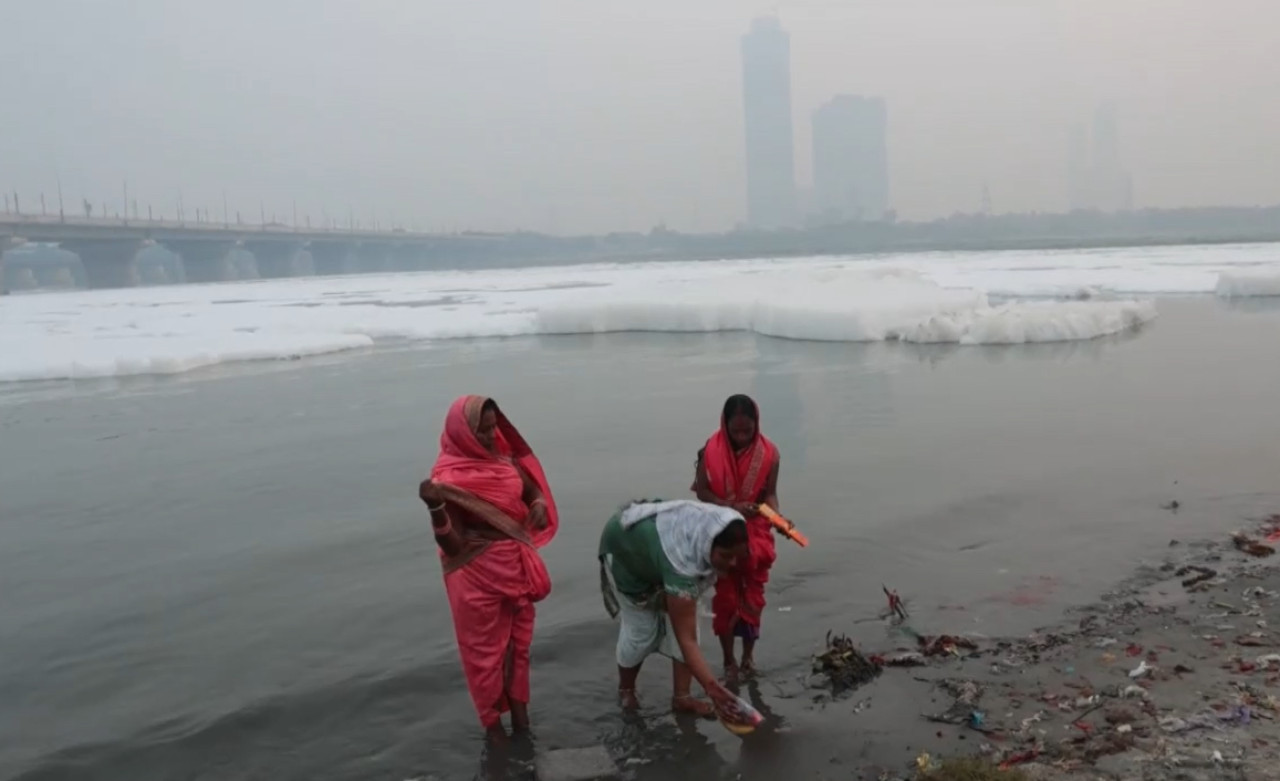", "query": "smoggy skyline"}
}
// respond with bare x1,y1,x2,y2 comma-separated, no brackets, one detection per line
3,0,1278,235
